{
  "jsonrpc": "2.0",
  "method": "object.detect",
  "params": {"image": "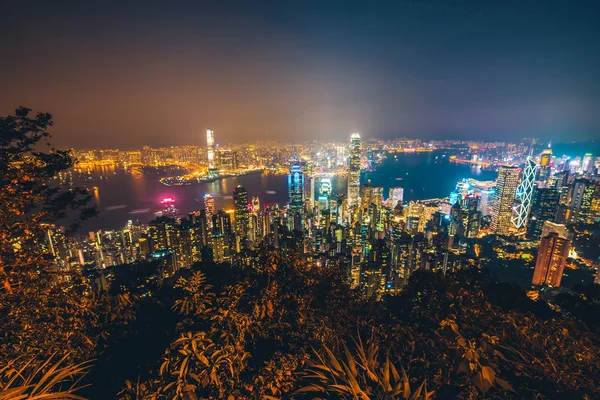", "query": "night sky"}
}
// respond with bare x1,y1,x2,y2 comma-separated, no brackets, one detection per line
1,0,598,147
